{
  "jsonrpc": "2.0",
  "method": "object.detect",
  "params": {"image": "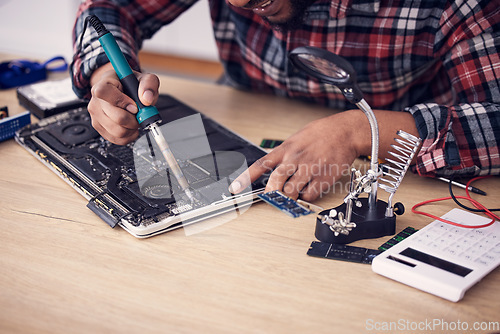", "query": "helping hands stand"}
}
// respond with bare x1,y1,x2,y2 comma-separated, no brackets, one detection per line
289,47,421,244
